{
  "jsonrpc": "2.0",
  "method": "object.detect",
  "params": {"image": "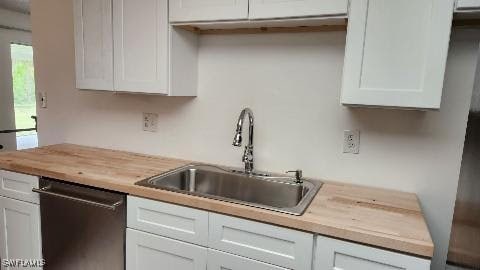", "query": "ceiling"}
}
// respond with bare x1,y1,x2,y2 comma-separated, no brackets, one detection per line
0,0,30,14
